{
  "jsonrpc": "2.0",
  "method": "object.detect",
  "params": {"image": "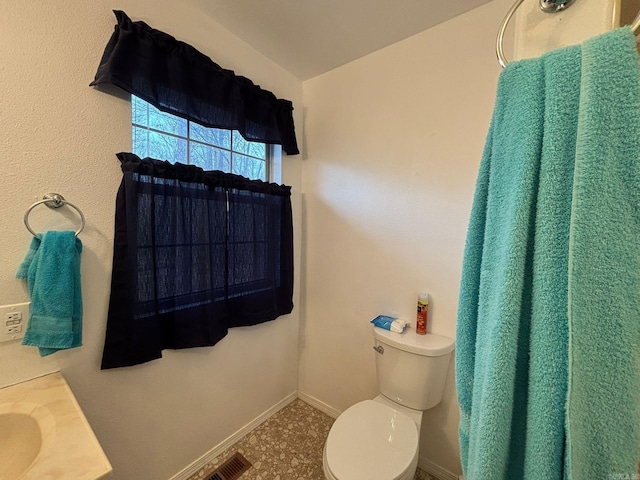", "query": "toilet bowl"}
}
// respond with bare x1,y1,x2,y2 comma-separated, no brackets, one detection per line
322,327,455,480
323,396,421,480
